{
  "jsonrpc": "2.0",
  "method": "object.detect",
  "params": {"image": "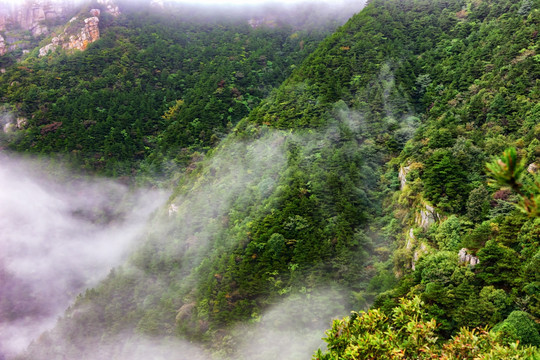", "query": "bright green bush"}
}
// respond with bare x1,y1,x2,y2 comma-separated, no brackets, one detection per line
315,297,539,360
